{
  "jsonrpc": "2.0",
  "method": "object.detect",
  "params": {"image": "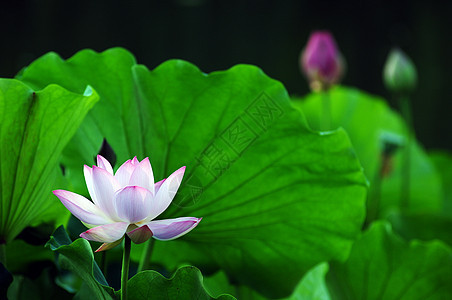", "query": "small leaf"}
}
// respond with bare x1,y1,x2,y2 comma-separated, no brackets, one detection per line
46,226,114,299
126,266,235,300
